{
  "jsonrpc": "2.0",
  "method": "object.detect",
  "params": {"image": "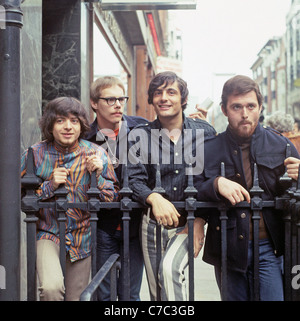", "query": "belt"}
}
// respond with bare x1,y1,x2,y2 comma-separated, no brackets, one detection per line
148,209,187,228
